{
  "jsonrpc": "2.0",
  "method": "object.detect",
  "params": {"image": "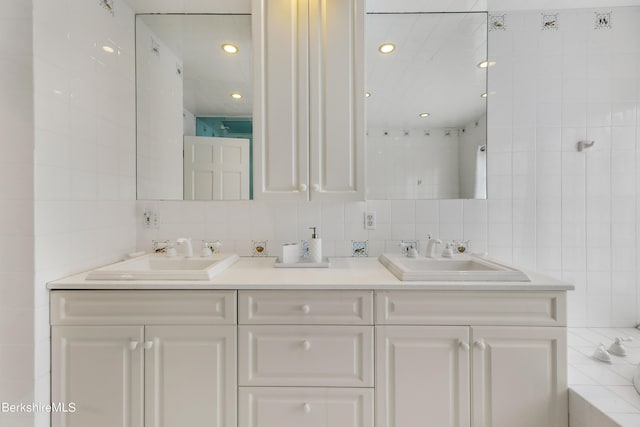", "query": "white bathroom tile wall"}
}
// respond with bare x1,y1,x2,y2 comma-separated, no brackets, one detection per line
0,0,35,413
136,7,640,328
28,0,138,418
